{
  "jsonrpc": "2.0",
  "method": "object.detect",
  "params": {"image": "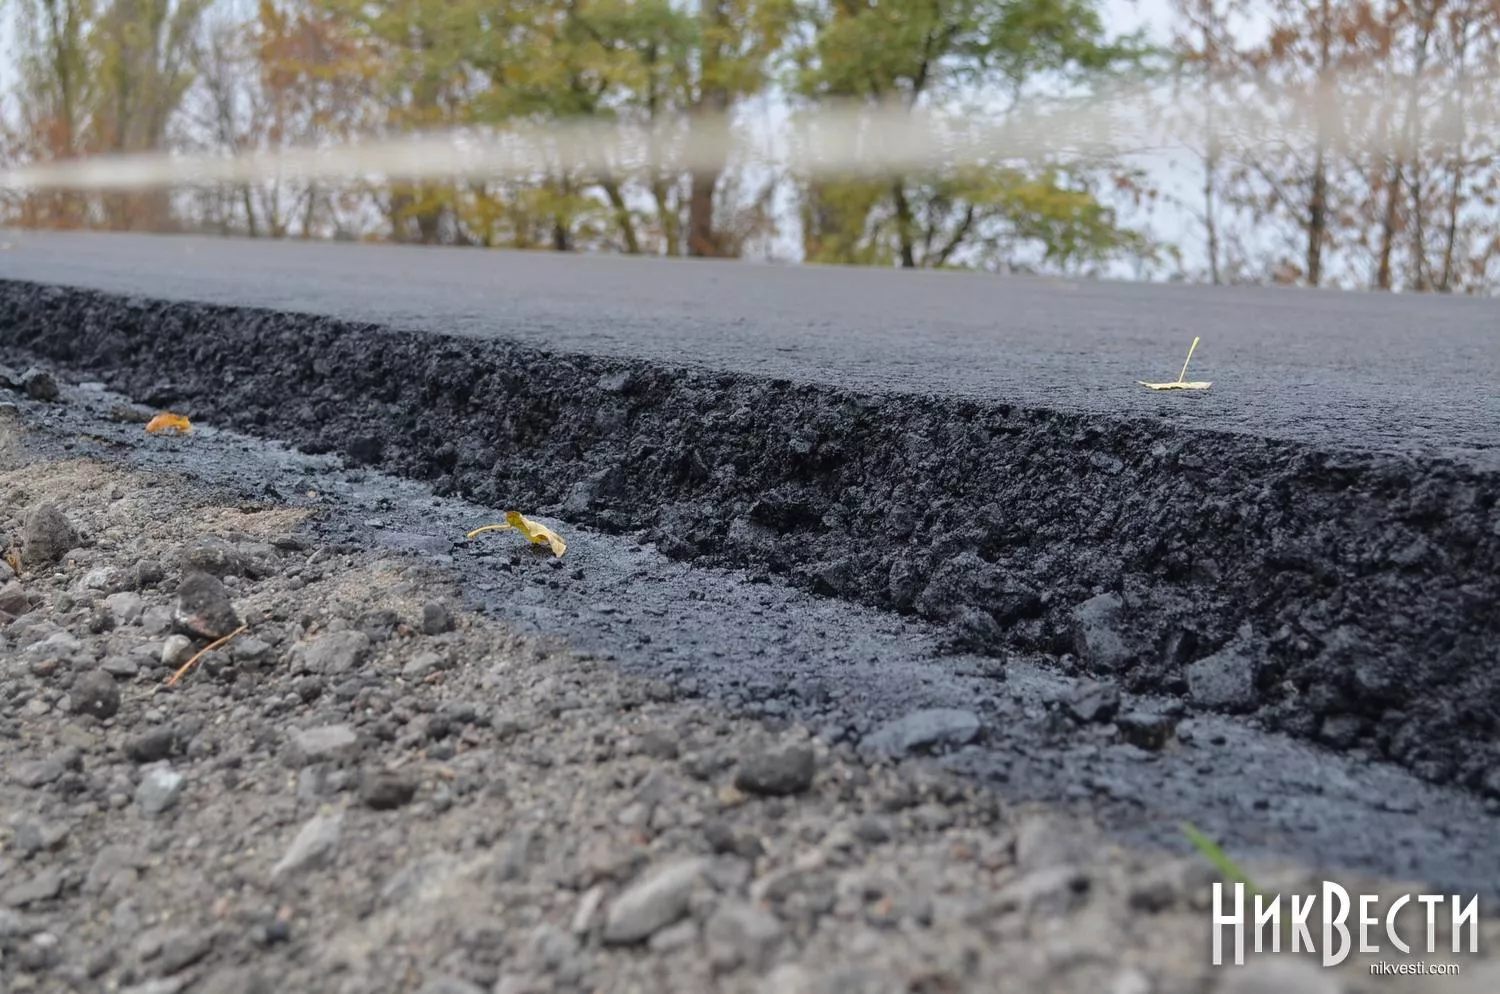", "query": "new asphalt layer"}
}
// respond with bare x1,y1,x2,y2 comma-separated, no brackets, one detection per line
2,230,1497,464
2,229,1498,892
